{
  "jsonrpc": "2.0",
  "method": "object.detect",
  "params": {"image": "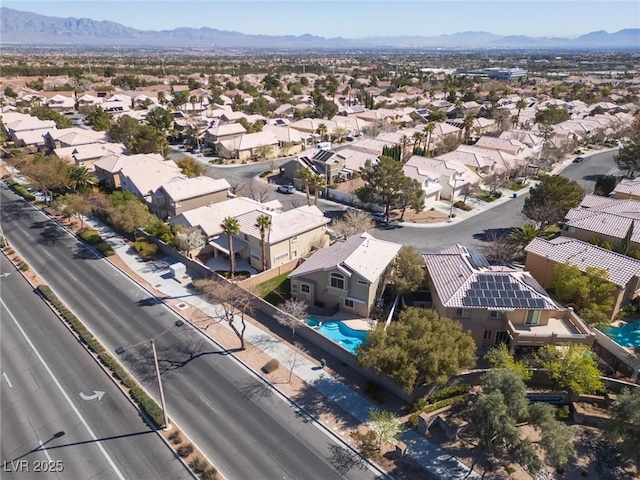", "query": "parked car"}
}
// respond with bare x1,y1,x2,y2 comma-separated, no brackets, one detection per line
370,212,388,224
277,184,296,194
573,156,584,163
